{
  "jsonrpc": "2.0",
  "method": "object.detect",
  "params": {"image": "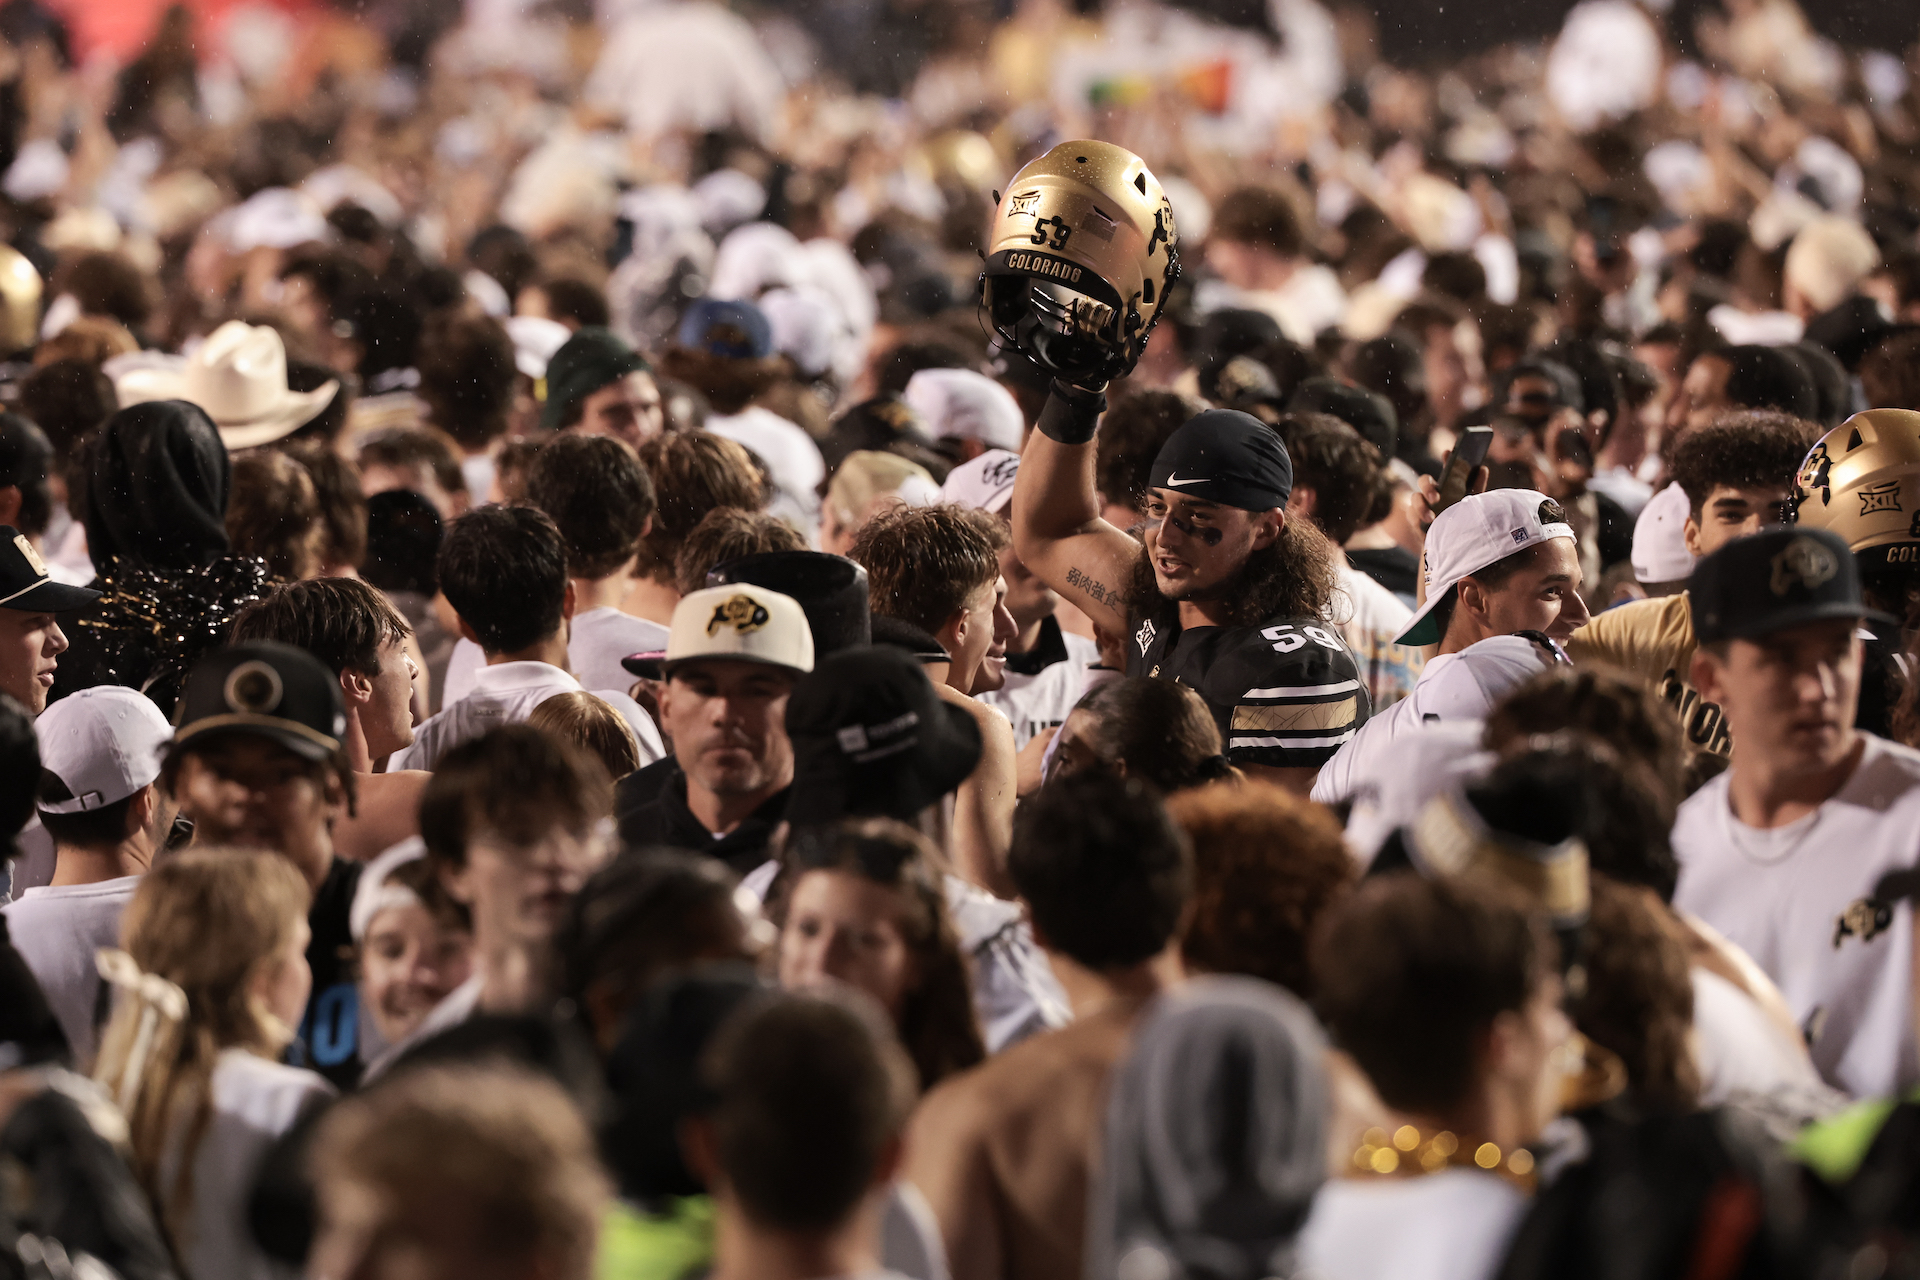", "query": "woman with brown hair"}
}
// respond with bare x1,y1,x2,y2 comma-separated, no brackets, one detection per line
769,818,986,1092
93,847,333,1280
